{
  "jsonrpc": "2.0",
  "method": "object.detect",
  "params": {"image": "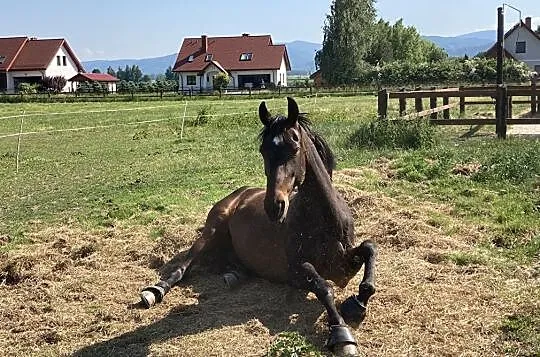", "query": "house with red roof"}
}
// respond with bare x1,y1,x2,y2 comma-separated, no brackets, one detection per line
0,36,84,92
69,72,120,93
486,16,540,73
172,34,291,91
